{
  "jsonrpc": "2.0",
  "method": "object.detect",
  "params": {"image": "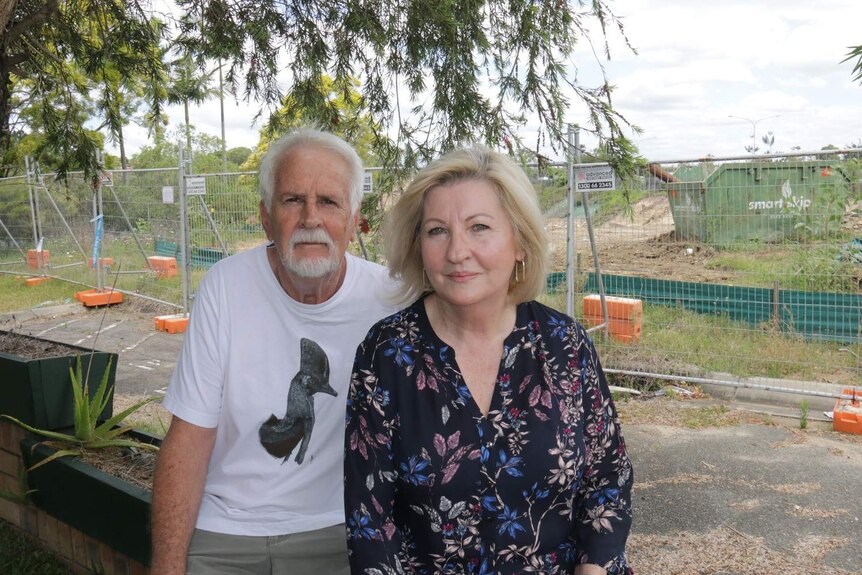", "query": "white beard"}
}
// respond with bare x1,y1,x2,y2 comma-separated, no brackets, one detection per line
280,228,342,279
